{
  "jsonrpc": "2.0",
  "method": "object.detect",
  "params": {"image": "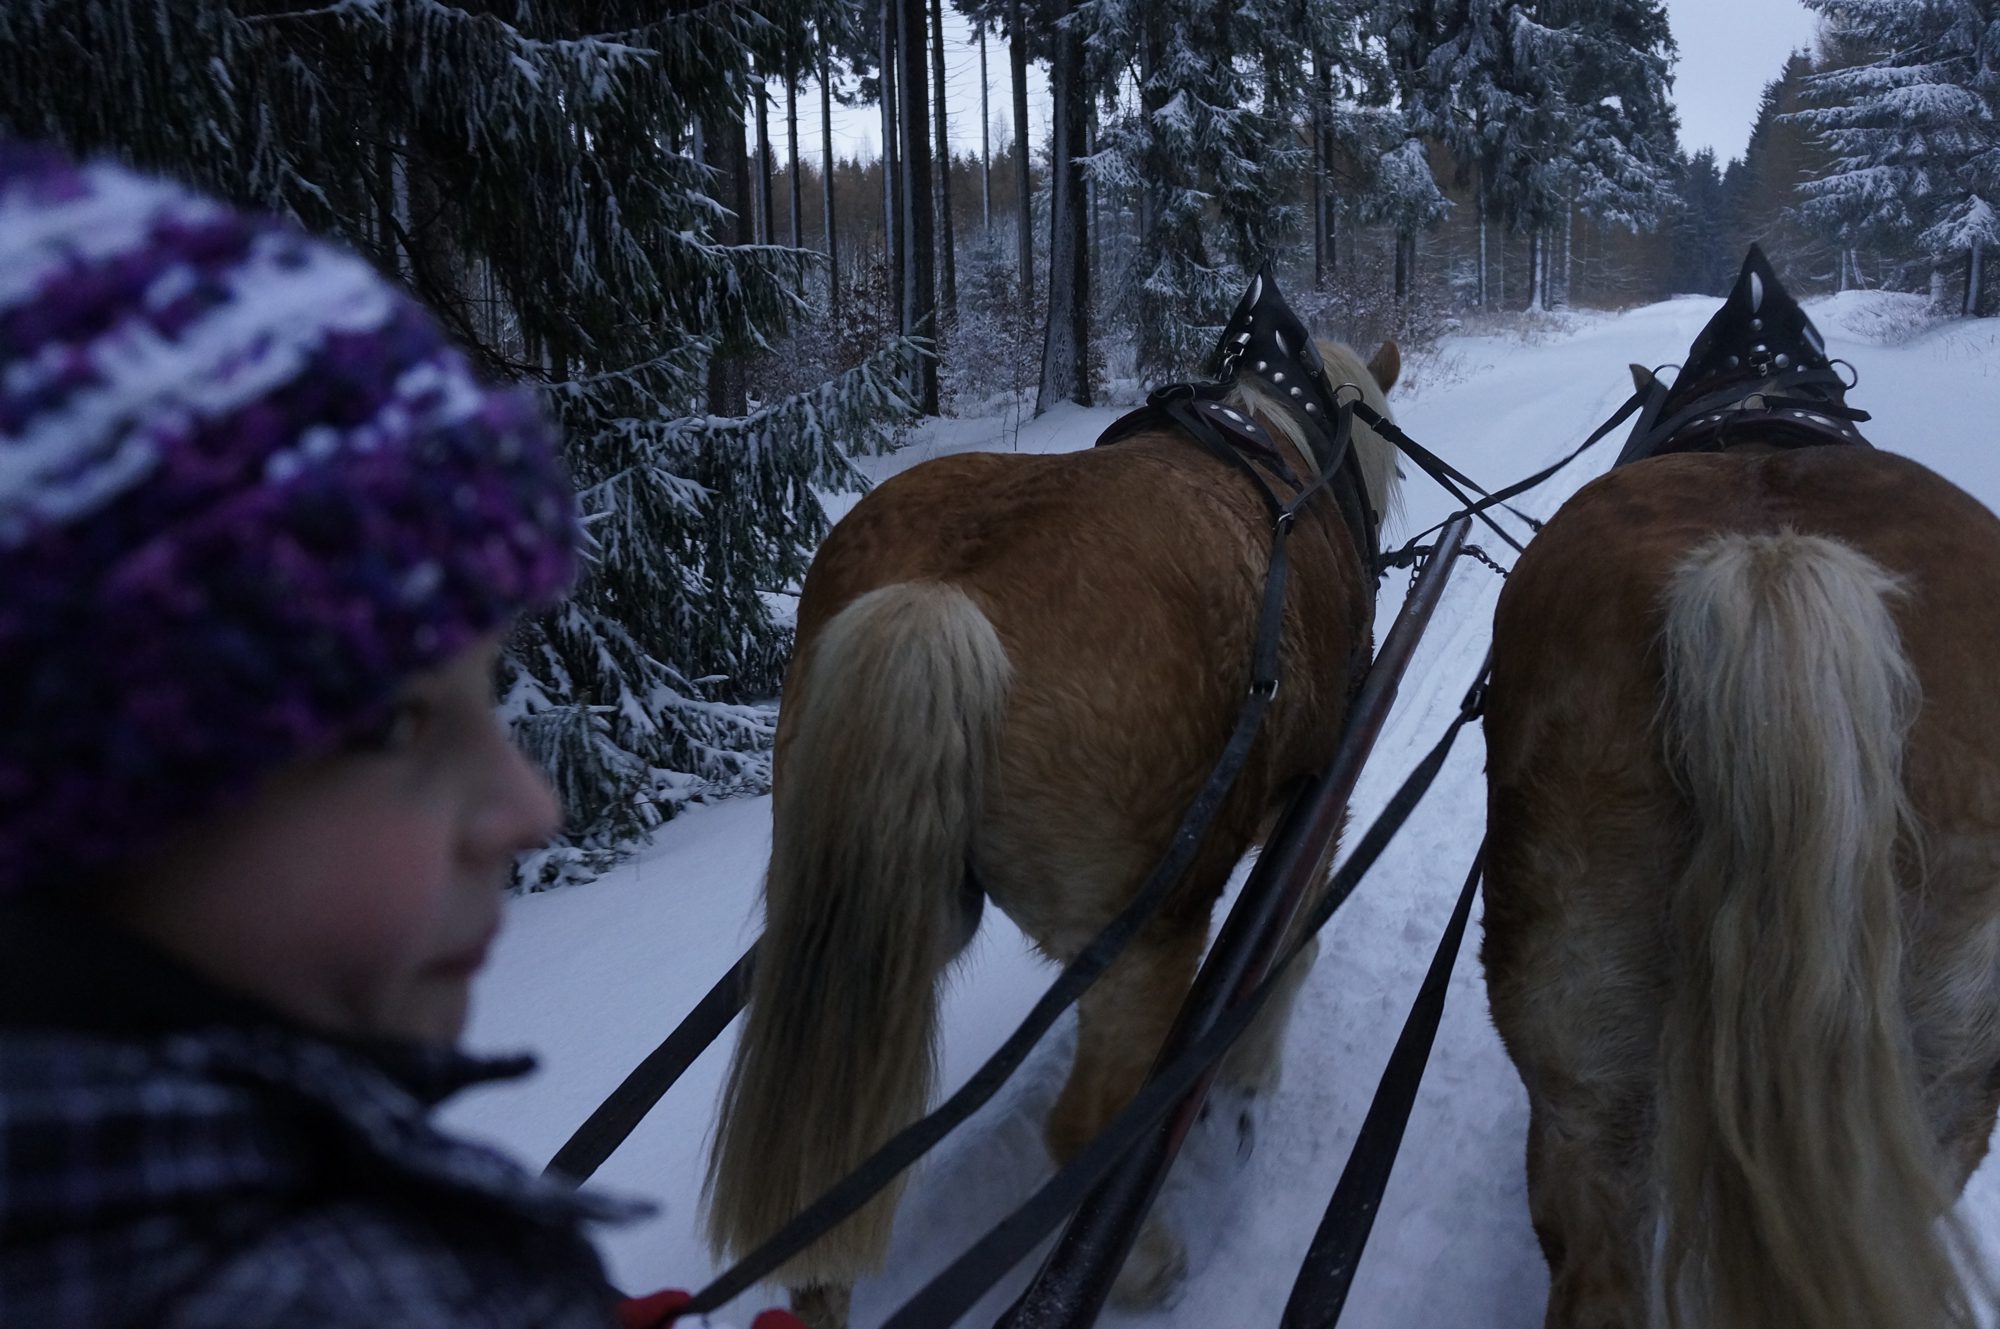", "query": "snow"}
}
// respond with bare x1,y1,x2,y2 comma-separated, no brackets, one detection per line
444,292,2000,1327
